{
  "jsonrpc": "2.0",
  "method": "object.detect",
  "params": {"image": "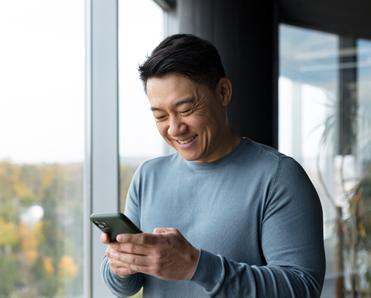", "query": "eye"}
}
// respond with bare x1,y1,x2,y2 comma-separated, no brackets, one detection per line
152,110,167,121
179,108,193,116
154,115,167,122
